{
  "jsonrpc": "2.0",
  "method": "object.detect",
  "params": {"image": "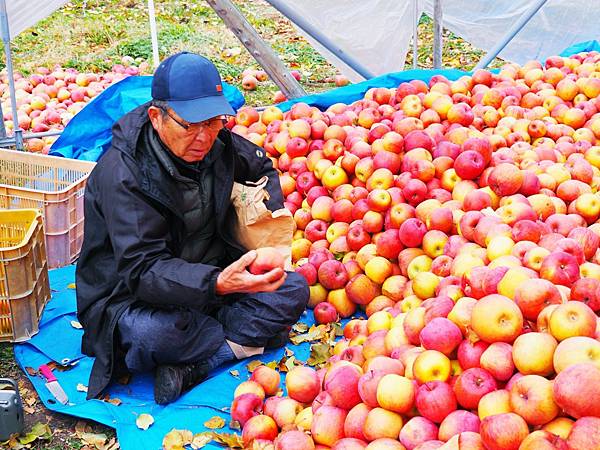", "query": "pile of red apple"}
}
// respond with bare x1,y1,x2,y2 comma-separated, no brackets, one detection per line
2,56,149,153
225,49,600,450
